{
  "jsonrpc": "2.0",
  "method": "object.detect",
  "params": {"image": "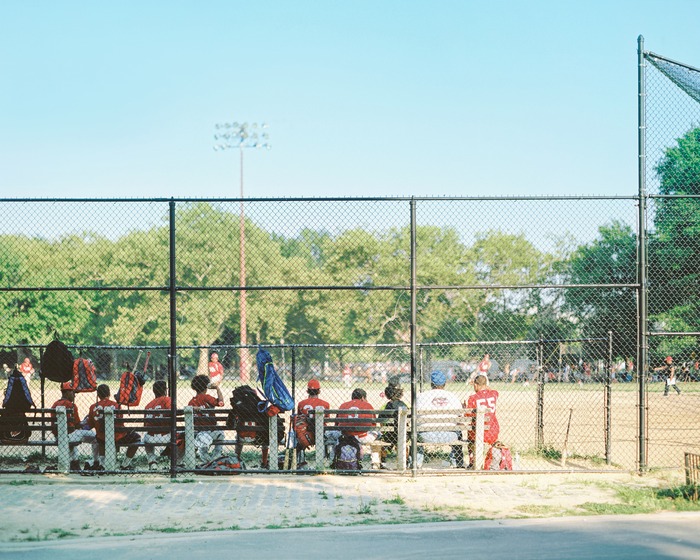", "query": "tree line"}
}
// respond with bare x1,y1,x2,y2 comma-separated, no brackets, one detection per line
2,127,699,371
